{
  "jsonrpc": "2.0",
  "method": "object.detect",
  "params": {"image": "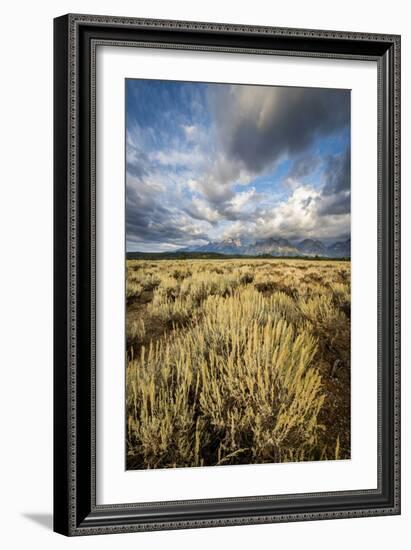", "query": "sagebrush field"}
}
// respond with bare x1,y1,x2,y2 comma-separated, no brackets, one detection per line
126,259,350,470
